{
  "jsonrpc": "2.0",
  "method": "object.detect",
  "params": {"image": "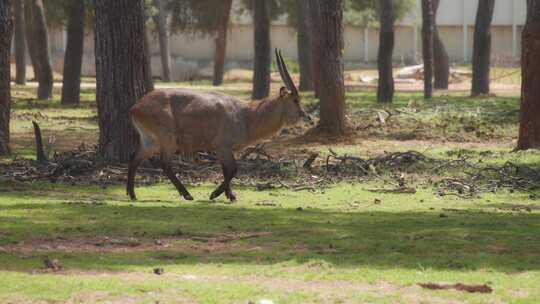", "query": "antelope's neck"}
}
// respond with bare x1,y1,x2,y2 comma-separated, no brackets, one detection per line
246,98,286,143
